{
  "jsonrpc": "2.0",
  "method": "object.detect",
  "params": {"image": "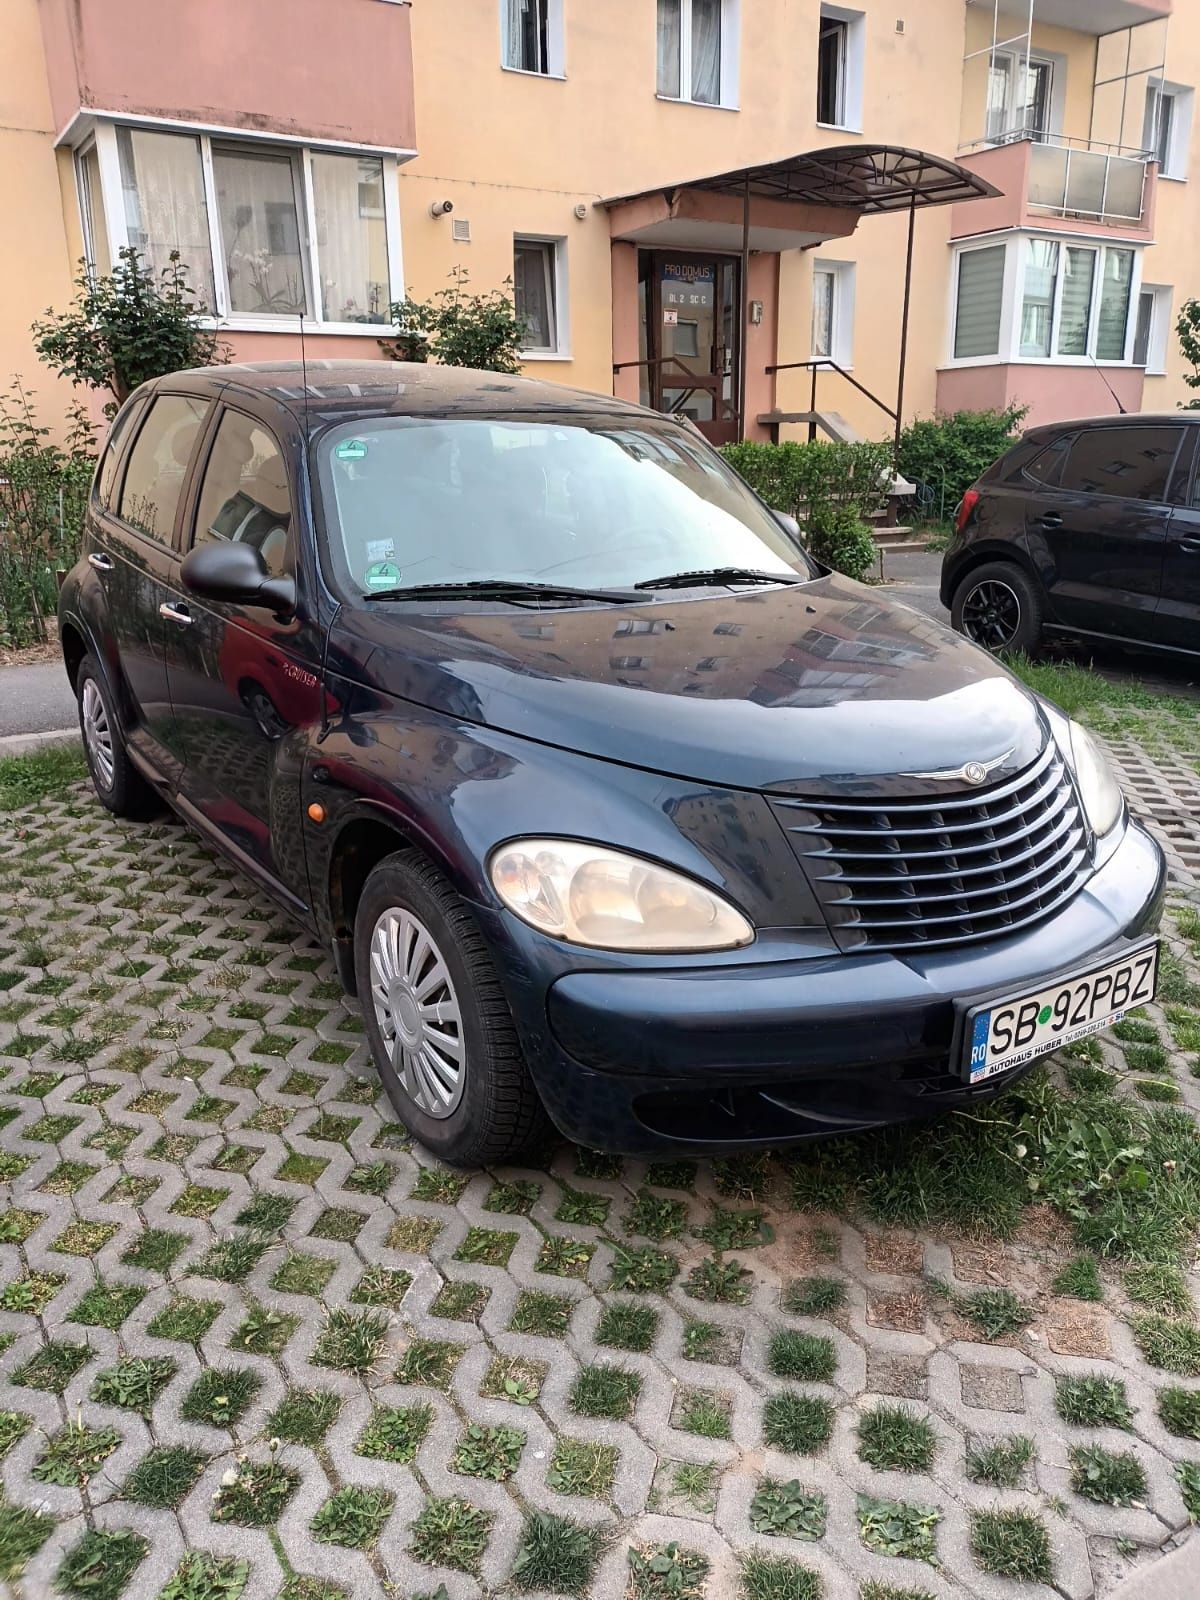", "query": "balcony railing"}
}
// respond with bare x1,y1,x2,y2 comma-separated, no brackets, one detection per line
1025,135,1150,224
